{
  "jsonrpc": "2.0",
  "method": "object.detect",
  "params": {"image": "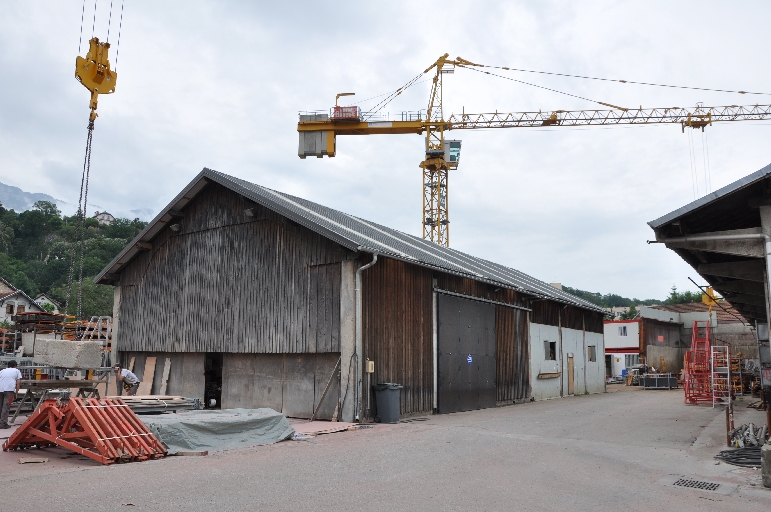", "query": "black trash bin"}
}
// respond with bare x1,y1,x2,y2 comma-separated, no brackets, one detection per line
373,383,403,423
